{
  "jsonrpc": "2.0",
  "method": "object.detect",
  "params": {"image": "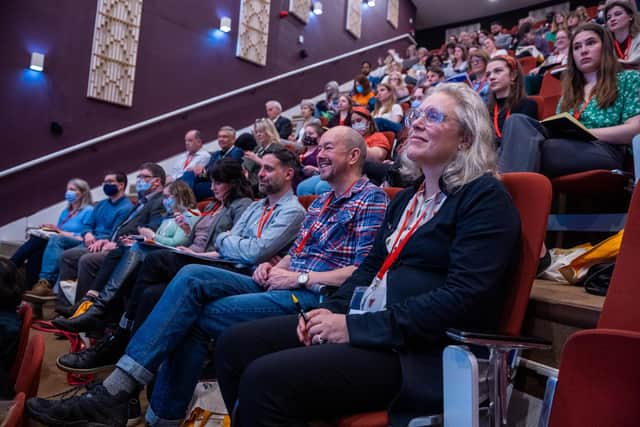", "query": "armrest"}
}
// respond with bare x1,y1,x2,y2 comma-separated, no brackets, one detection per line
446,328,552,350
